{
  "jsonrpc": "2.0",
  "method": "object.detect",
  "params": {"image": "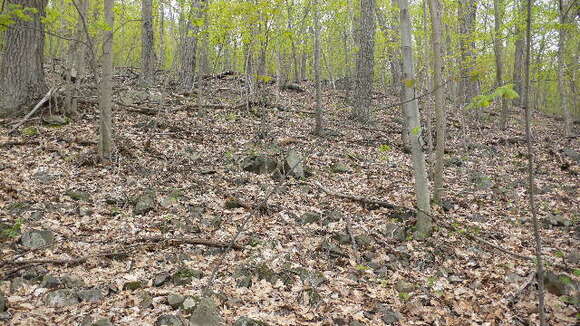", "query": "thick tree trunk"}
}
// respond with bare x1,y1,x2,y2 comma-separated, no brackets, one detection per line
429,0,445,204
99,0,114,161
494,0,508,129
399,0,432,239
512,0,525,107
0,0,48,117
558,0,572,137
351,0,376,123
141,0,154,86
458,0,479,104
178,1,199,92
